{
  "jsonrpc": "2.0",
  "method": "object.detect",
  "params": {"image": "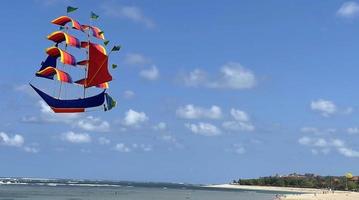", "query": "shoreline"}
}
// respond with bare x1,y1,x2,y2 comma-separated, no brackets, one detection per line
204,184,359,199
